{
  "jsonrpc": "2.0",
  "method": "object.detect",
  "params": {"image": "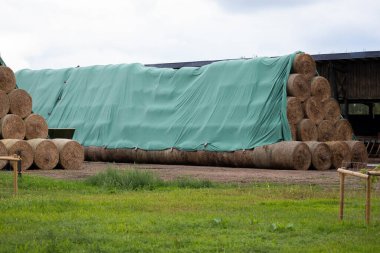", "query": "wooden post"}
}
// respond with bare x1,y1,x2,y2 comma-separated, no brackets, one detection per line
11,160,18,195
366,176,371,225
339,172,345,221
